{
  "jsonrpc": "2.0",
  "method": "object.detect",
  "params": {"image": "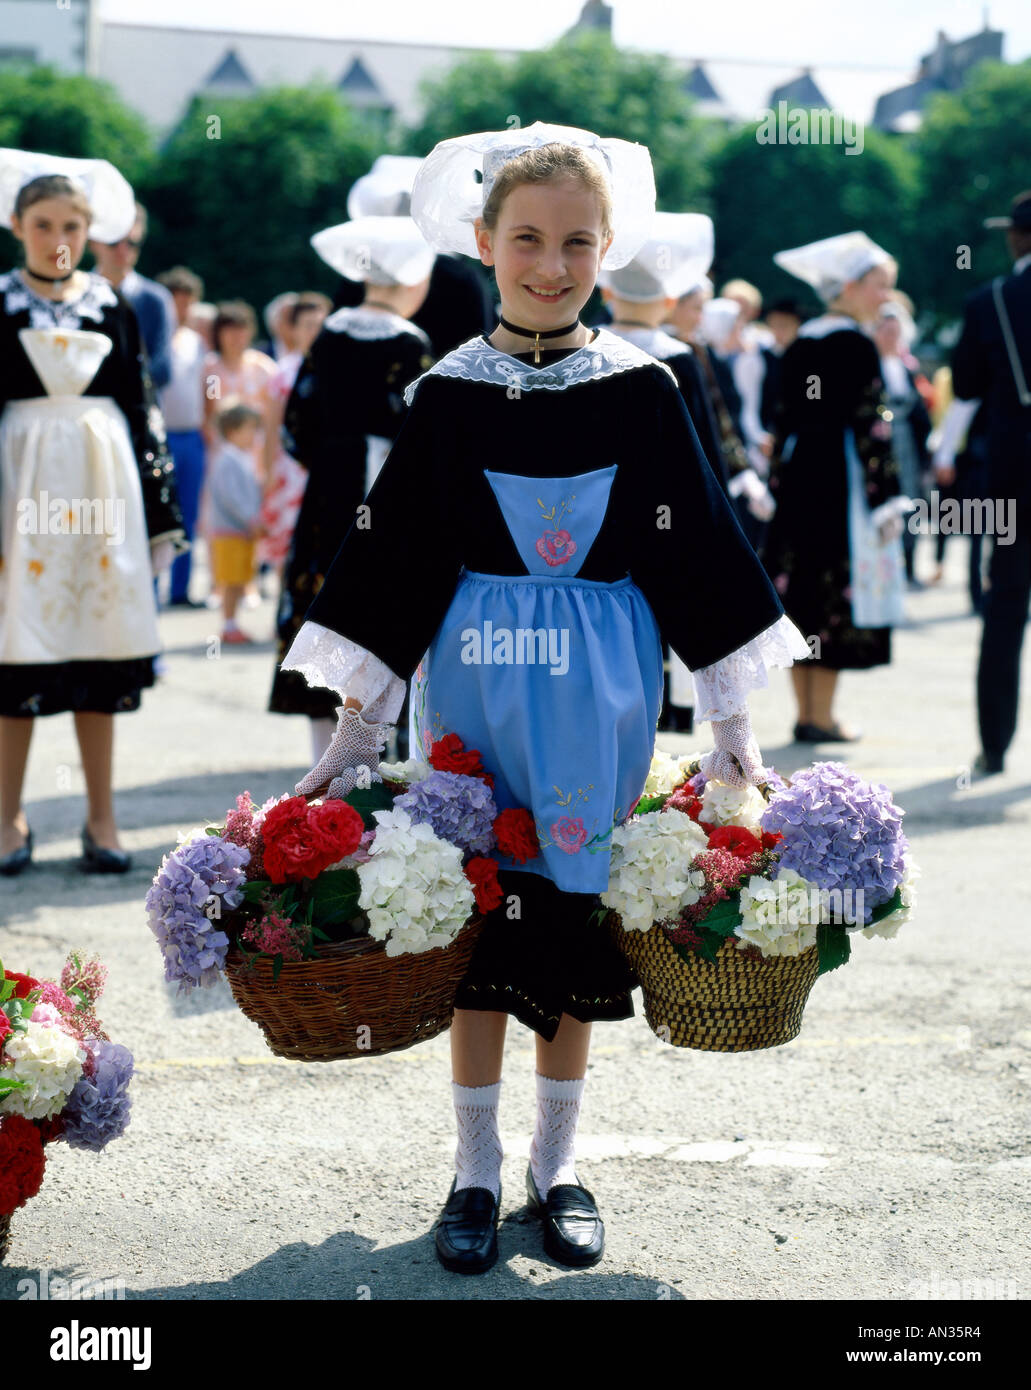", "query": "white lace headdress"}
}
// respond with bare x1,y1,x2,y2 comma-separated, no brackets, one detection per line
409,121,656,270
700,297,743,351
0,147,136,244
598,211,714,301
773,231,893,304
346,155,424,219
310,215,435,286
